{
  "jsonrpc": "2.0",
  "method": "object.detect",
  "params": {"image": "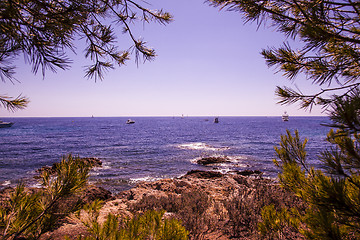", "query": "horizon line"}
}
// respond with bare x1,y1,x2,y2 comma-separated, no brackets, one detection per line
1,115,327,118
